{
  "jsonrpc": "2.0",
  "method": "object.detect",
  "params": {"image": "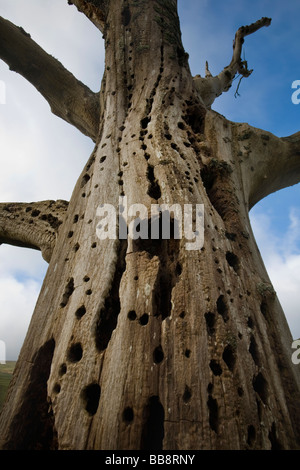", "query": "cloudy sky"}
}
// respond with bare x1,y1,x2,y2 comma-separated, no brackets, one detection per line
0,0,299,359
